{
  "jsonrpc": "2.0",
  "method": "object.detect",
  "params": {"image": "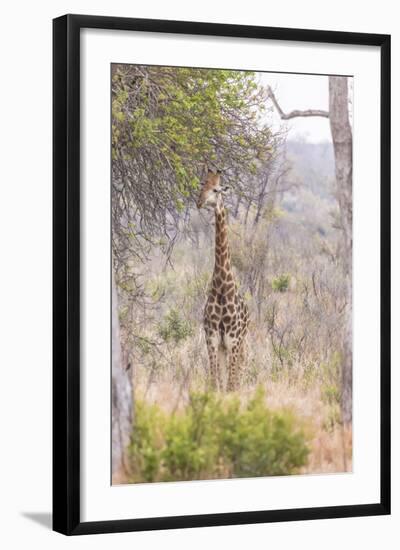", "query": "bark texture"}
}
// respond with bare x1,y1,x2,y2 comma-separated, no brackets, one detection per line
112,269,133,479
329,76,353,425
